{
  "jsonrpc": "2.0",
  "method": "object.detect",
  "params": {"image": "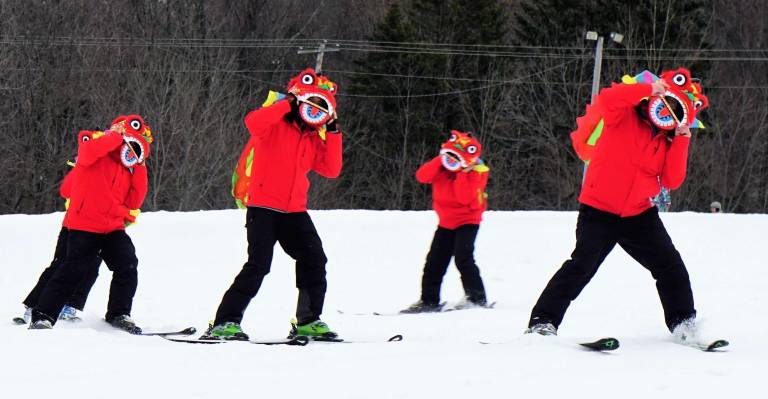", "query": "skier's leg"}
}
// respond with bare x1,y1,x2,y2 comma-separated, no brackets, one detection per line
529,205,618,328
99,230,138,322
452,224,486,304
278,212,328,325
32,230,101,324
23,227,69,309
617,207,696,331
66,255,101,311
420,227,455,305
214,207,278,325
